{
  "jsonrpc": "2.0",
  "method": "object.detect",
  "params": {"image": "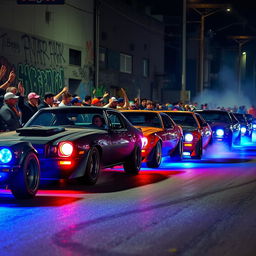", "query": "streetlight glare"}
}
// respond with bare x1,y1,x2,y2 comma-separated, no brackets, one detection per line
226,8,231,12
242,51,246,55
